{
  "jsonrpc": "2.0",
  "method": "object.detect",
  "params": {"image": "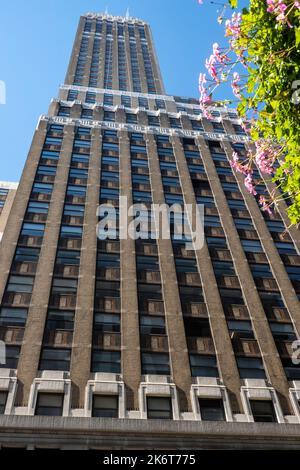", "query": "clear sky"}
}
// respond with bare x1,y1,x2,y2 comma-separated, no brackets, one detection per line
0,0,235,181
